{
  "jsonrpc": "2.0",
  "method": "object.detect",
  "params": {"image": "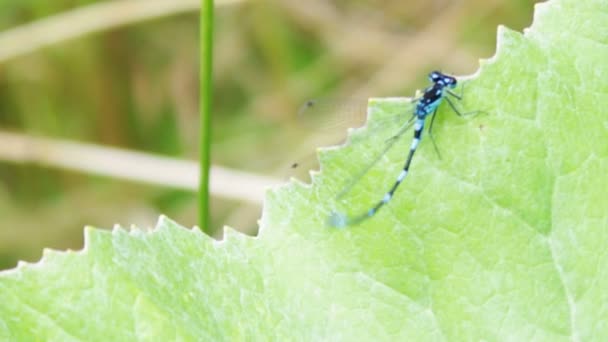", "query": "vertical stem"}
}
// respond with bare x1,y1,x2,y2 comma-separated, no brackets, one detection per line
199,0,214,234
